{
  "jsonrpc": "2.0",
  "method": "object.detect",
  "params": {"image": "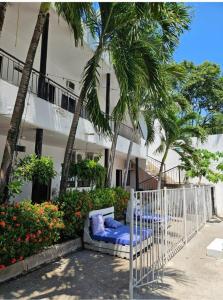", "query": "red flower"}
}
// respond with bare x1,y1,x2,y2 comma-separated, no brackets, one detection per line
75,211,81,218
17,237,21,242
12,216,17,221
19,256,24,261
25,233,31,241
0,221,6,228
0,265,6,270
15,223,20,227
37,230,42,235
11,258,16,264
